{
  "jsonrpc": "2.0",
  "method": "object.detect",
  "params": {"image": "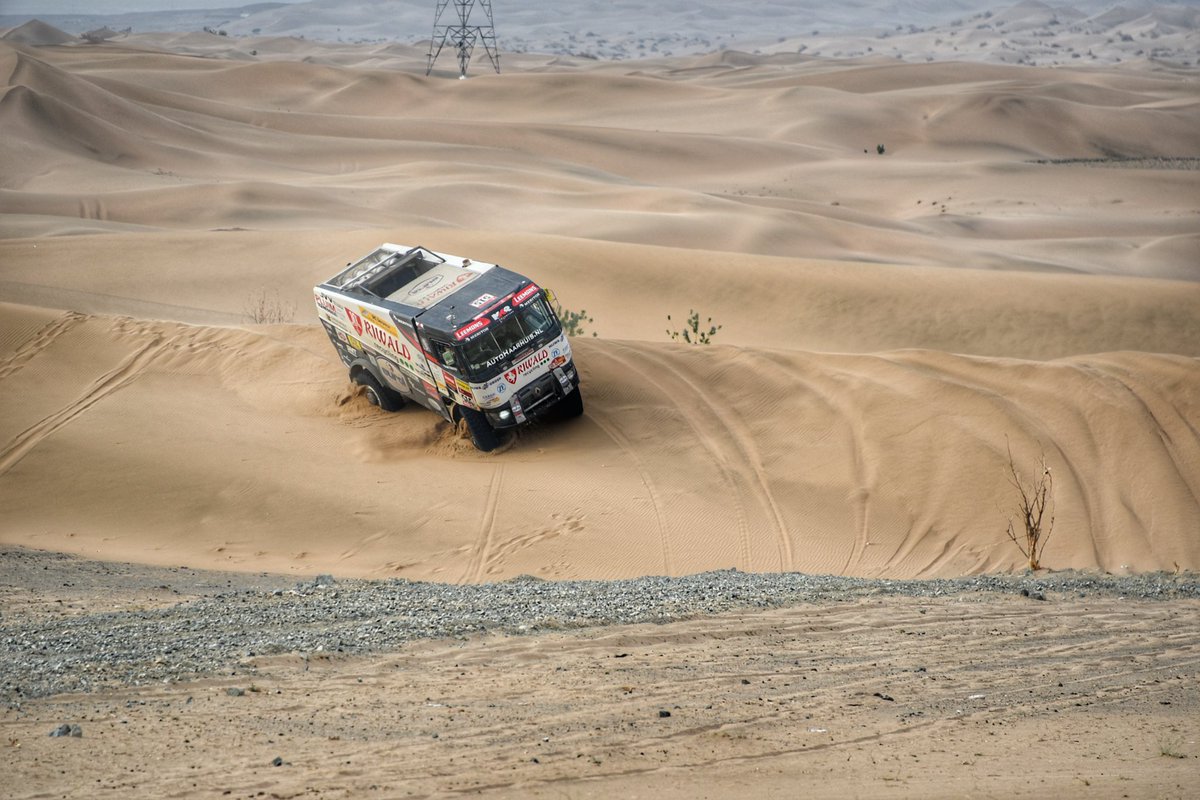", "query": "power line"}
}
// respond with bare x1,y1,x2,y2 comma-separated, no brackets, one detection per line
426,0,500,78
